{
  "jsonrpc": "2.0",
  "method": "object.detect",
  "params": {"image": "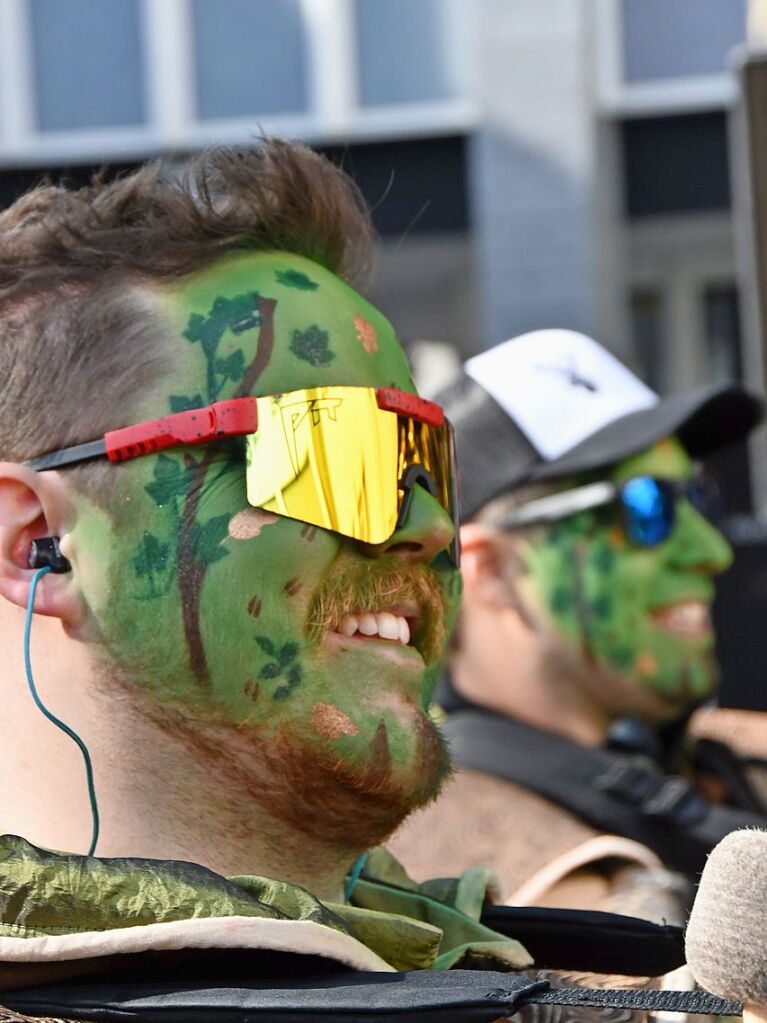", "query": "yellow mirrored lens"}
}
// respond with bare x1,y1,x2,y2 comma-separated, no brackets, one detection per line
246,387,400,544
398,417,459,563
398,418,453,522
